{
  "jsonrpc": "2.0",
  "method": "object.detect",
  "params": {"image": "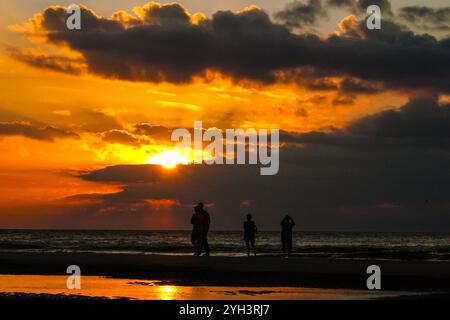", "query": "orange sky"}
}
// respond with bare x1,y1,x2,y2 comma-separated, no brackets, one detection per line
0,2,411,217
0,35,408,169
1,1,448,230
